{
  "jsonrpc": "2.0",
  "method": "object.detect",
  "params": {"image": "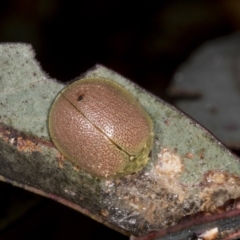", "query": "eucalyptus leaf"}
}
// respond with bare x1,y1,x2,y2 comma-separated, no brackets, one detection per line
0,43,240,239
